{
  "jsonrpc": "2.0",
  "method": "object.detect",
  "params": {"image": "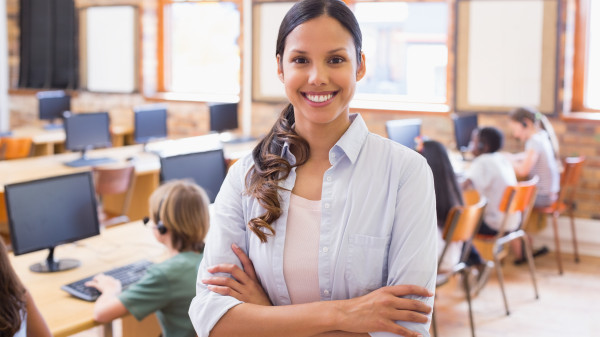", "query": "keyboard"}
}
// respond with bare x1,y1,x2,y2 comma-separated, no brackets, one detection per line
61,259,154,302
